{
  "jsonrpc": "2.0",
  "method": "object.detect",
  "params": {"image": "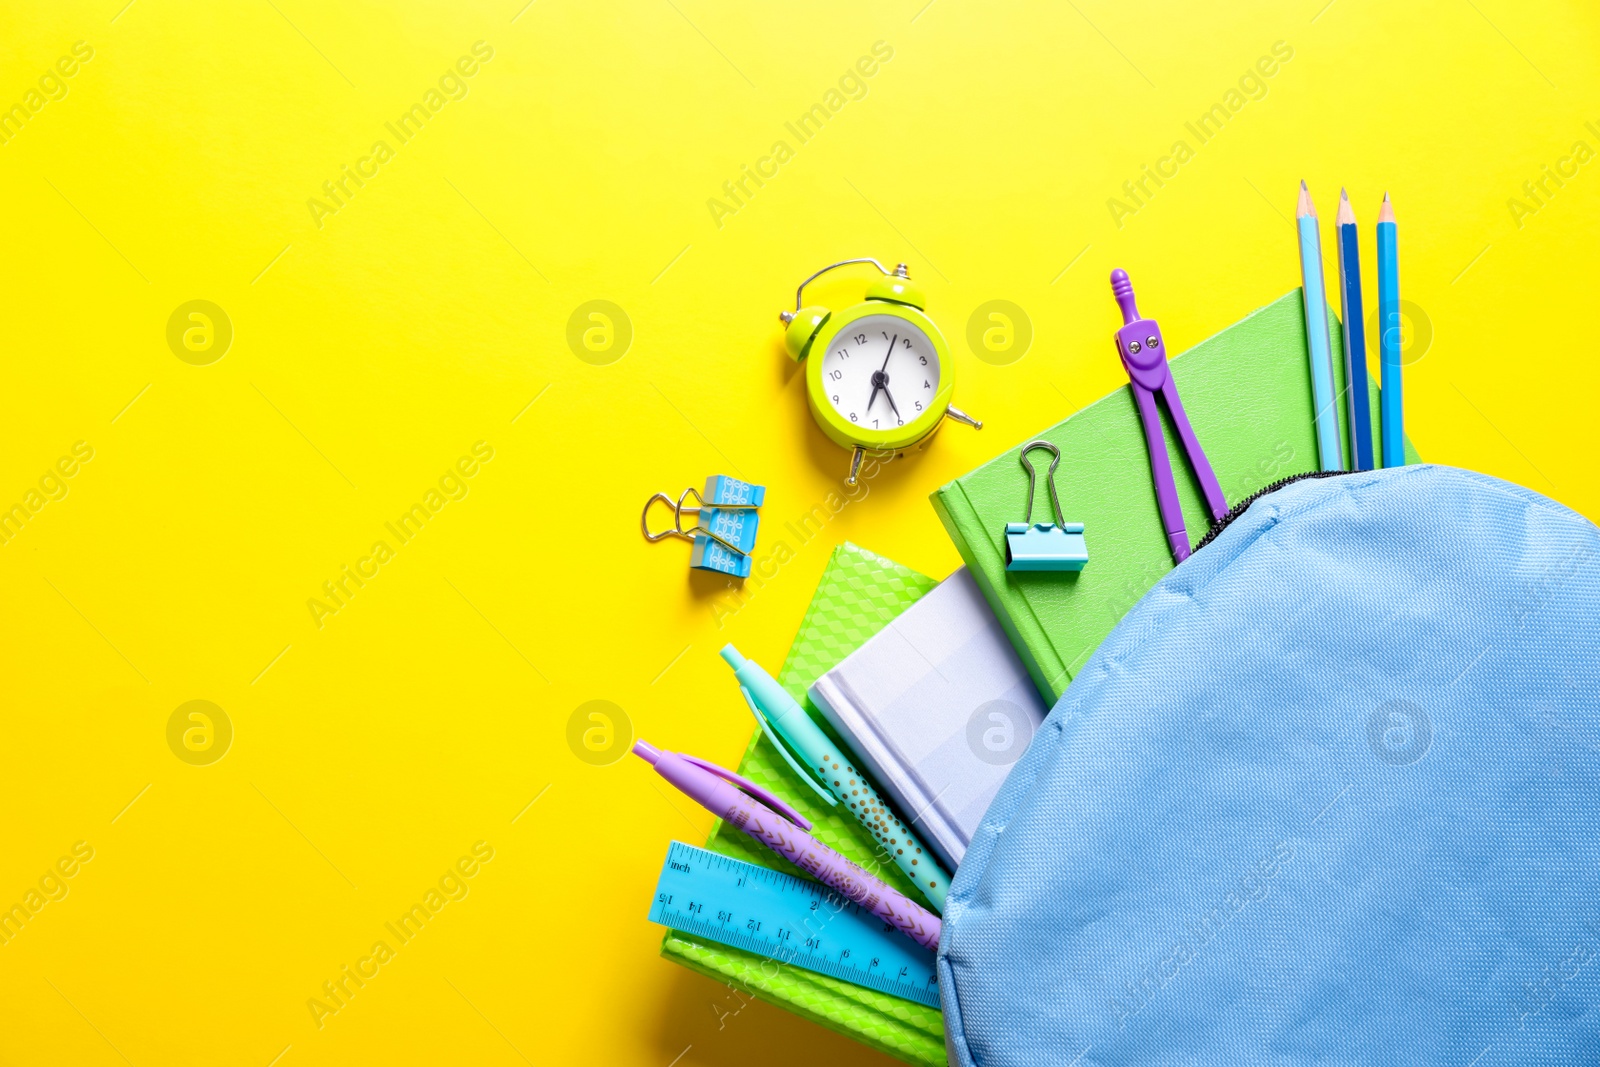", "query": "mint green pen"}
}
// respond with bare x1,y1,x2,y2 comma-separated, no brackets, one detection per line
720,644,950,911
